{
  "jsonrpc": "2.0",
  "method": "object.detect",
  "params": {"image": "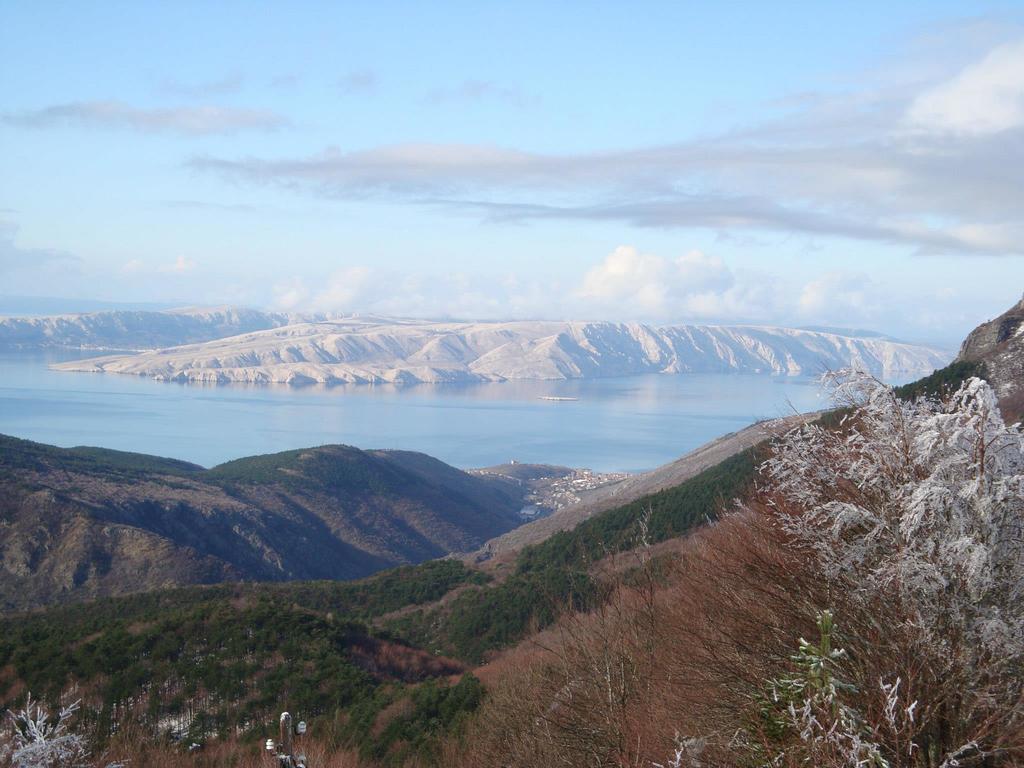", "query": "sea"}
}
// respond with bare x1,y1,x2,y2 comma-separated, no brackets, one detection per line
0,350,906,473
